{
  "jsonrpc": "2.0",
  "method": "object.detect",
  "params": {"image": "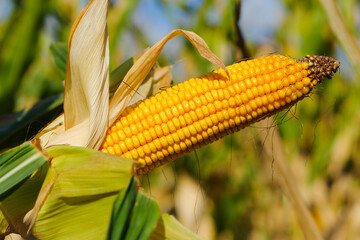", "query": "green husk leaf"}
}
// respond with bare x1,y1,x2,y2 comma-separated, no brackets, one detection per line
126,192,160,239
107,177,137,240
0,141,48,201
31,146,135,240
149,214,202,240
107,178,160,240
